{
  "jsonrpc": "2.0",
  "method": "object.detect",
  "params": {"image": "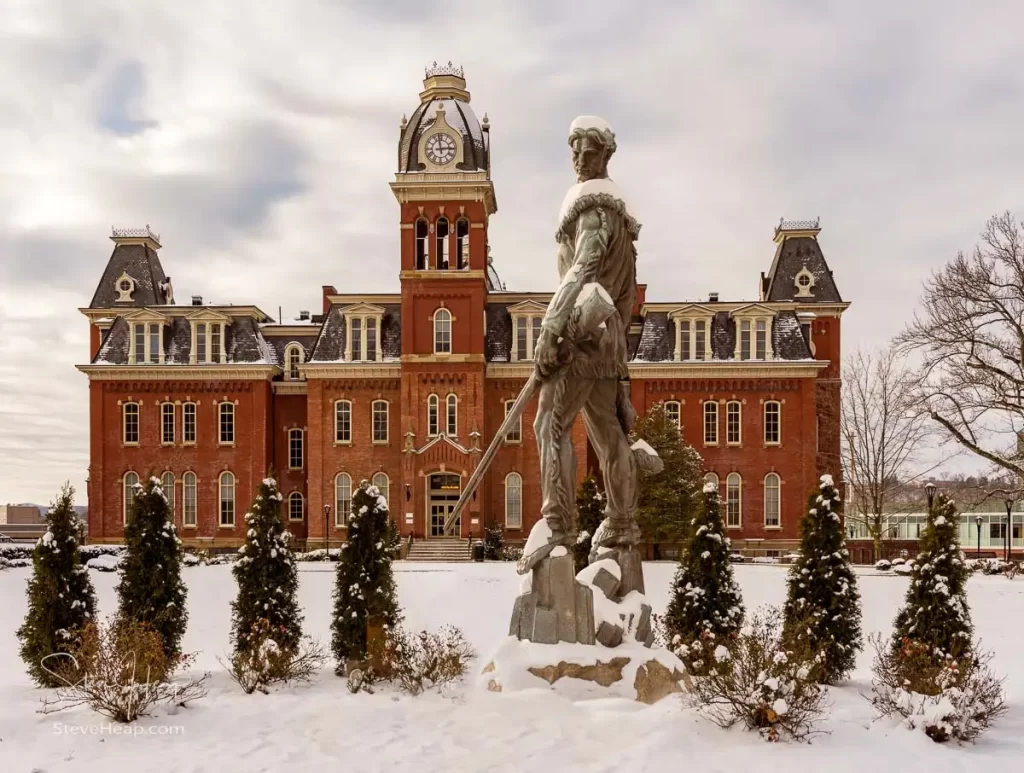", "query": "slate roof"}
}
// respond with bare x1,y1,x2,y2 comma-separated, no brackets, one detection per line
764,235,842,303
266,334,320,365
485,303,513,362
398,97,489,173
89,243,170,308
92,314,276,365
309,304,402,362
631,310,812,363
